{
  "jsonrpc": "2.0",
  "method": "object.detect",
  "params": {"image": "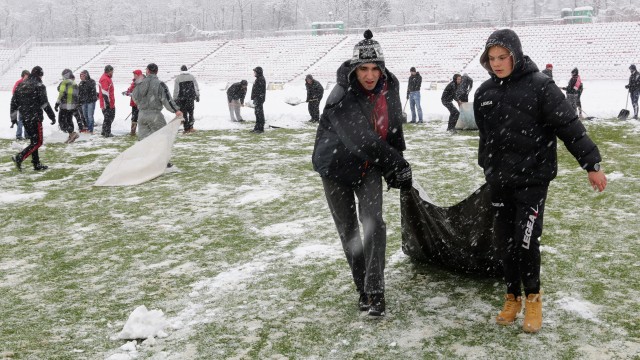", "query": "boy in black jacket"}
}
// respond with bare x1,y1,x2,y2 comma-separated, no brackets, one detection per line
474,29,607,334
250,67,266,133
312,30,411,317
305,74,324,123
441,74,461,132
10,66,56,171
